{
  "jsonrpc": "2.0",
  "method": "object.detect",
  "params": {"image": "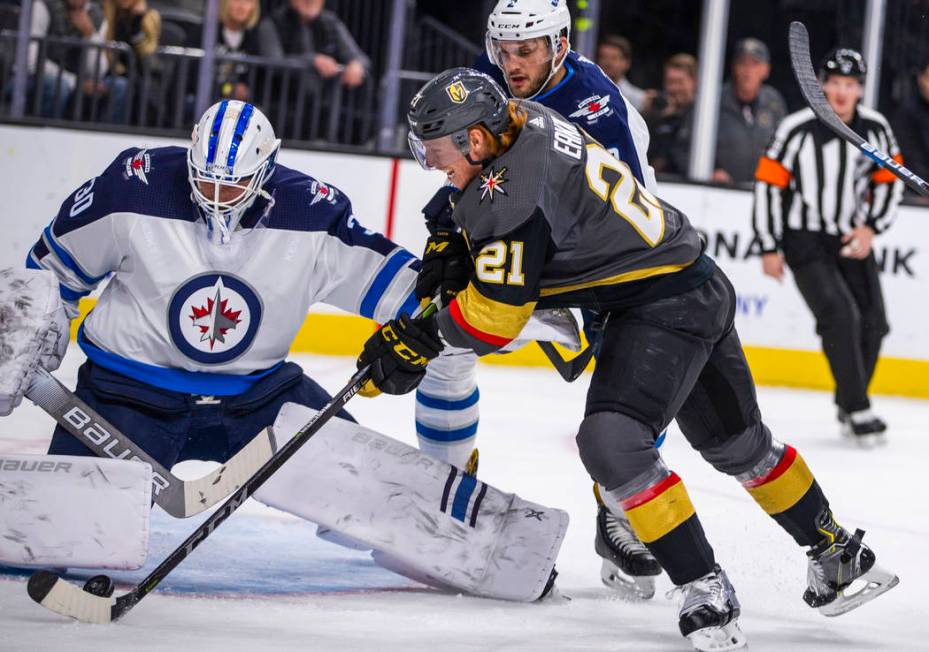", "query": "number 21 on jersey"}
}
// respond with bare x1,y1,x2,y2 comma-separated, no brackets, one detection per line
584,144,665,247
